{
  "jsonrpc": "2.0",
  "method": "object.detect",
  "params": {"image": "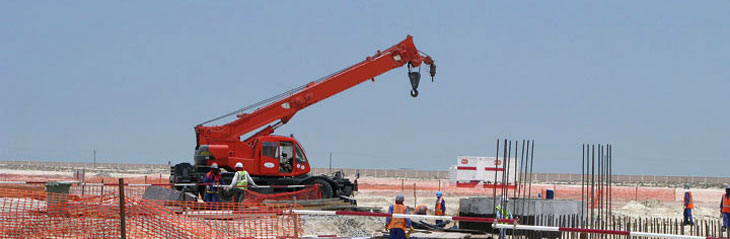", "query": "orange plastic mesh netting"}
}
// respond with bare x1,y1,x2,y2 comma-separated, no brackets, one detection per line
0,188,302,239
